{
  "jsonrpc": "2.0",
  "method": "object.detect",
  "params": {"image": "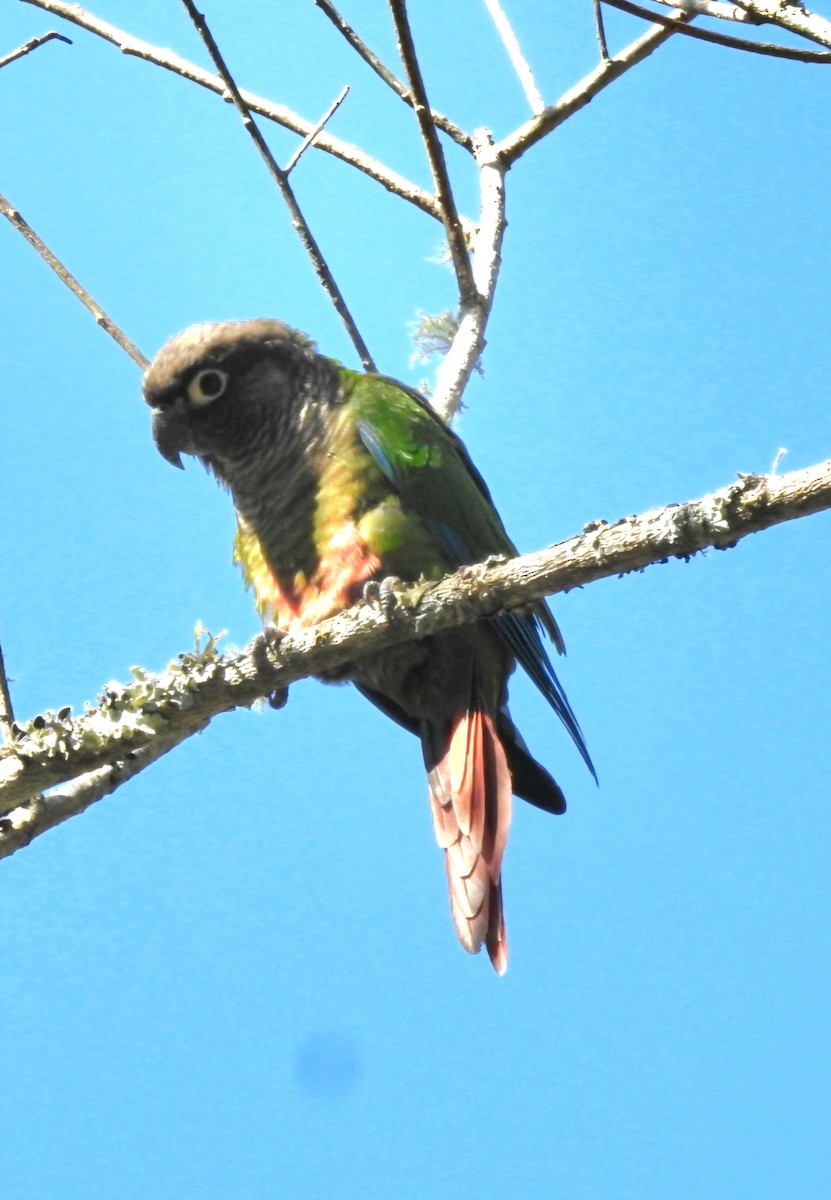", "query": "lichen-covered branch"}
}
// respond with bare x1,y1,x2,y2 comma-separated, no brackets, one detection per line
0,732,188,858
3,457,829,857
